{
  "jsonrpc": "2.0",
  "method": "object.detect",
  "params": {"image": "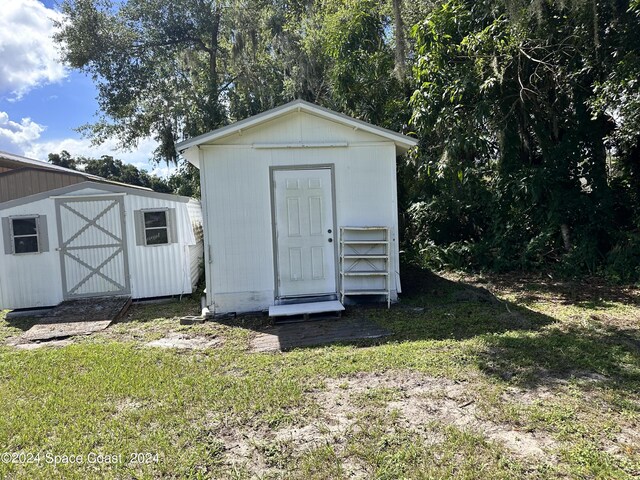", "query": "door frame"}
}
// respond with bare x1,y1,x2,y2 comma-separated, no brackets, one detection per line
269,164,338,299
55,194,131,299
